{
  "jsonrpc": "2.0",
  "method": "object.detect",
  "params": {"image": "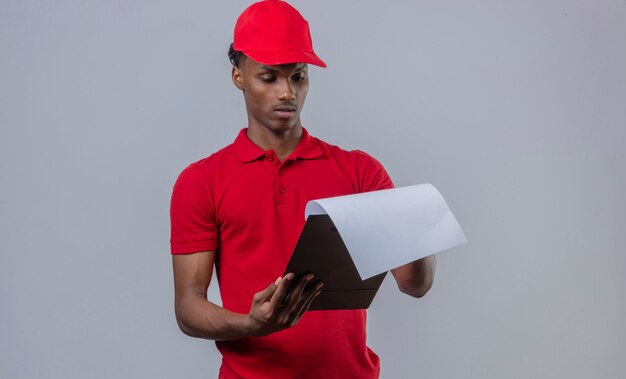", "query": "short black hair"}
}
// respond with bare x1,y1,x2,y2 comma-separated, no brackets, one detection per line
228,43,244,68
